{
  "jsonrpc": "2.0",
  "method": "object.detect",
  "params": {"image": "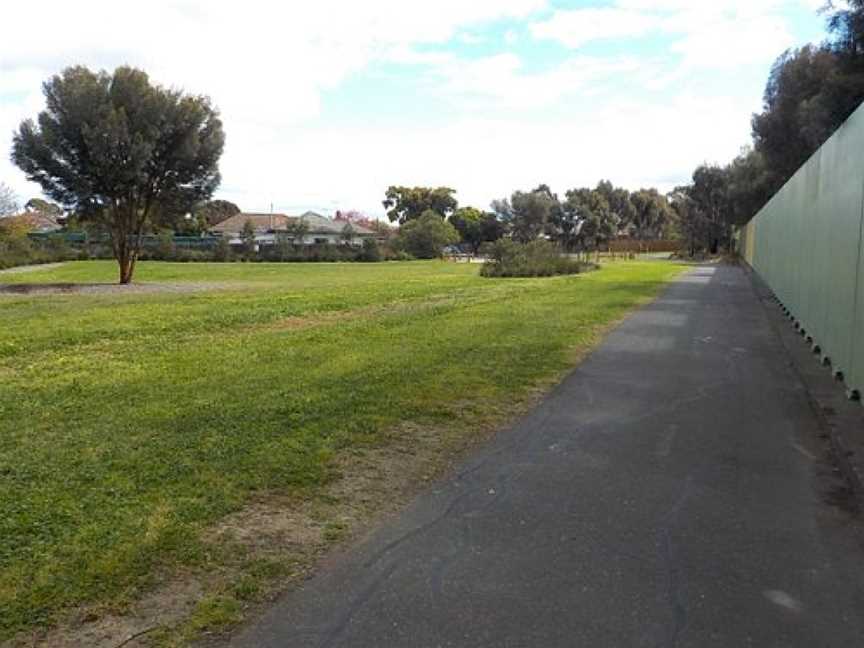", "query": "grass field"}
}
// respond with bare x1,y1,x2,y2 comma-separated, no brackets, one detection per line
0,259,685,642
